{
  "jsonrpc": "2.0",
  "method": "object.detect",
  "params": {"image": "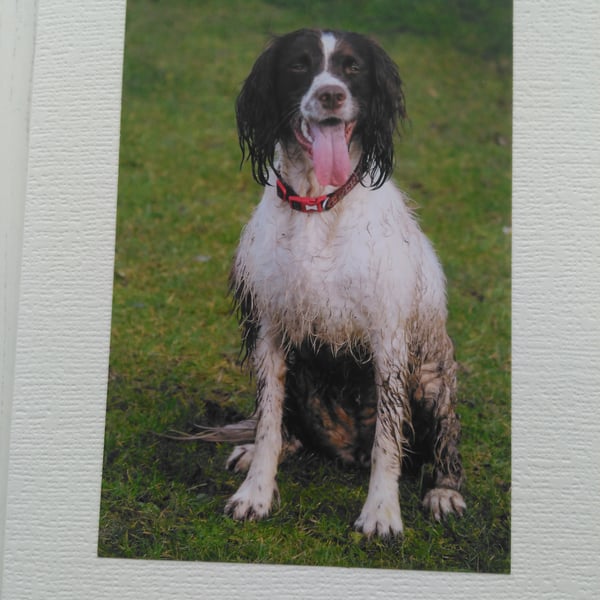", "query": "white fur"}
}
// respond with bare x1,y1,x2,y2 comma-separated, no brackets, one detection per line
236,178,446,343
321,32,337,68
